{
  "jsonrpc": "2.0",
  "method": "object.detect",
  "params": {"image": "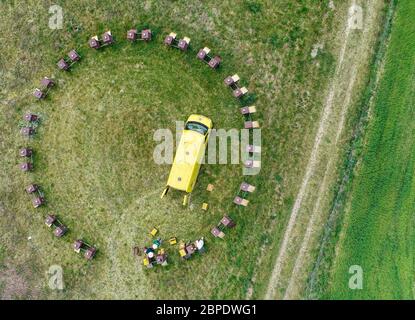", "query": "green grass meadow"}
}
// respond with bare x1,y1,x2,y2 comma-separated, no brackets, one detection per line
323,0,415,299
3,0,411,301
0,0,340,299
